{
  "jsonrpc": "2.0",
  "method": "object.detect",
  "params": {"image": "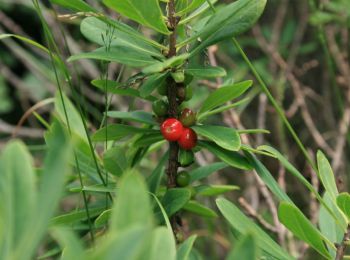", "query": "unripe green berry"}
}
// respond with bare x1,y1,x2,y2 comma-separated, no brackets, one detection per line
176,85,186,102
179,108,196,127
152,100,168,116
176,171,190,187
179,149,195,167
157,83,167,96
